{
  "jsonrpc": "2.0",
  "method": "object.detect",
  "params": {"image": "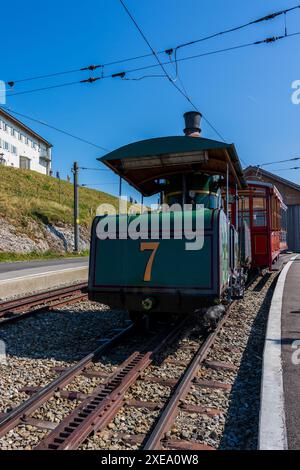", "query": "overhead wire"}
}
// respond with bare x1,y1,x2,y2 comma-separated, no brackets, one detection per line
256,157,300,166
6,3,300,87
3,6,300,165
173,3,300,52
119,0,226,142
116,33,299,78
79,167,110,171
0,105,110,151
269,167,300,171
6,32,300,99
81,183,119,186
